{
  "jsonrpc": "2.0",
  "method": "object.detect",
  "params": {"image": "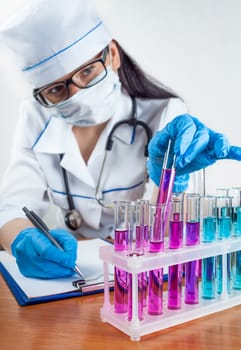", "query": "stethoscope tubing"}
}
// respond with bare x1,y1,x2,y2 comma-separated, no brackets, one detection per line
60,96,153,229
